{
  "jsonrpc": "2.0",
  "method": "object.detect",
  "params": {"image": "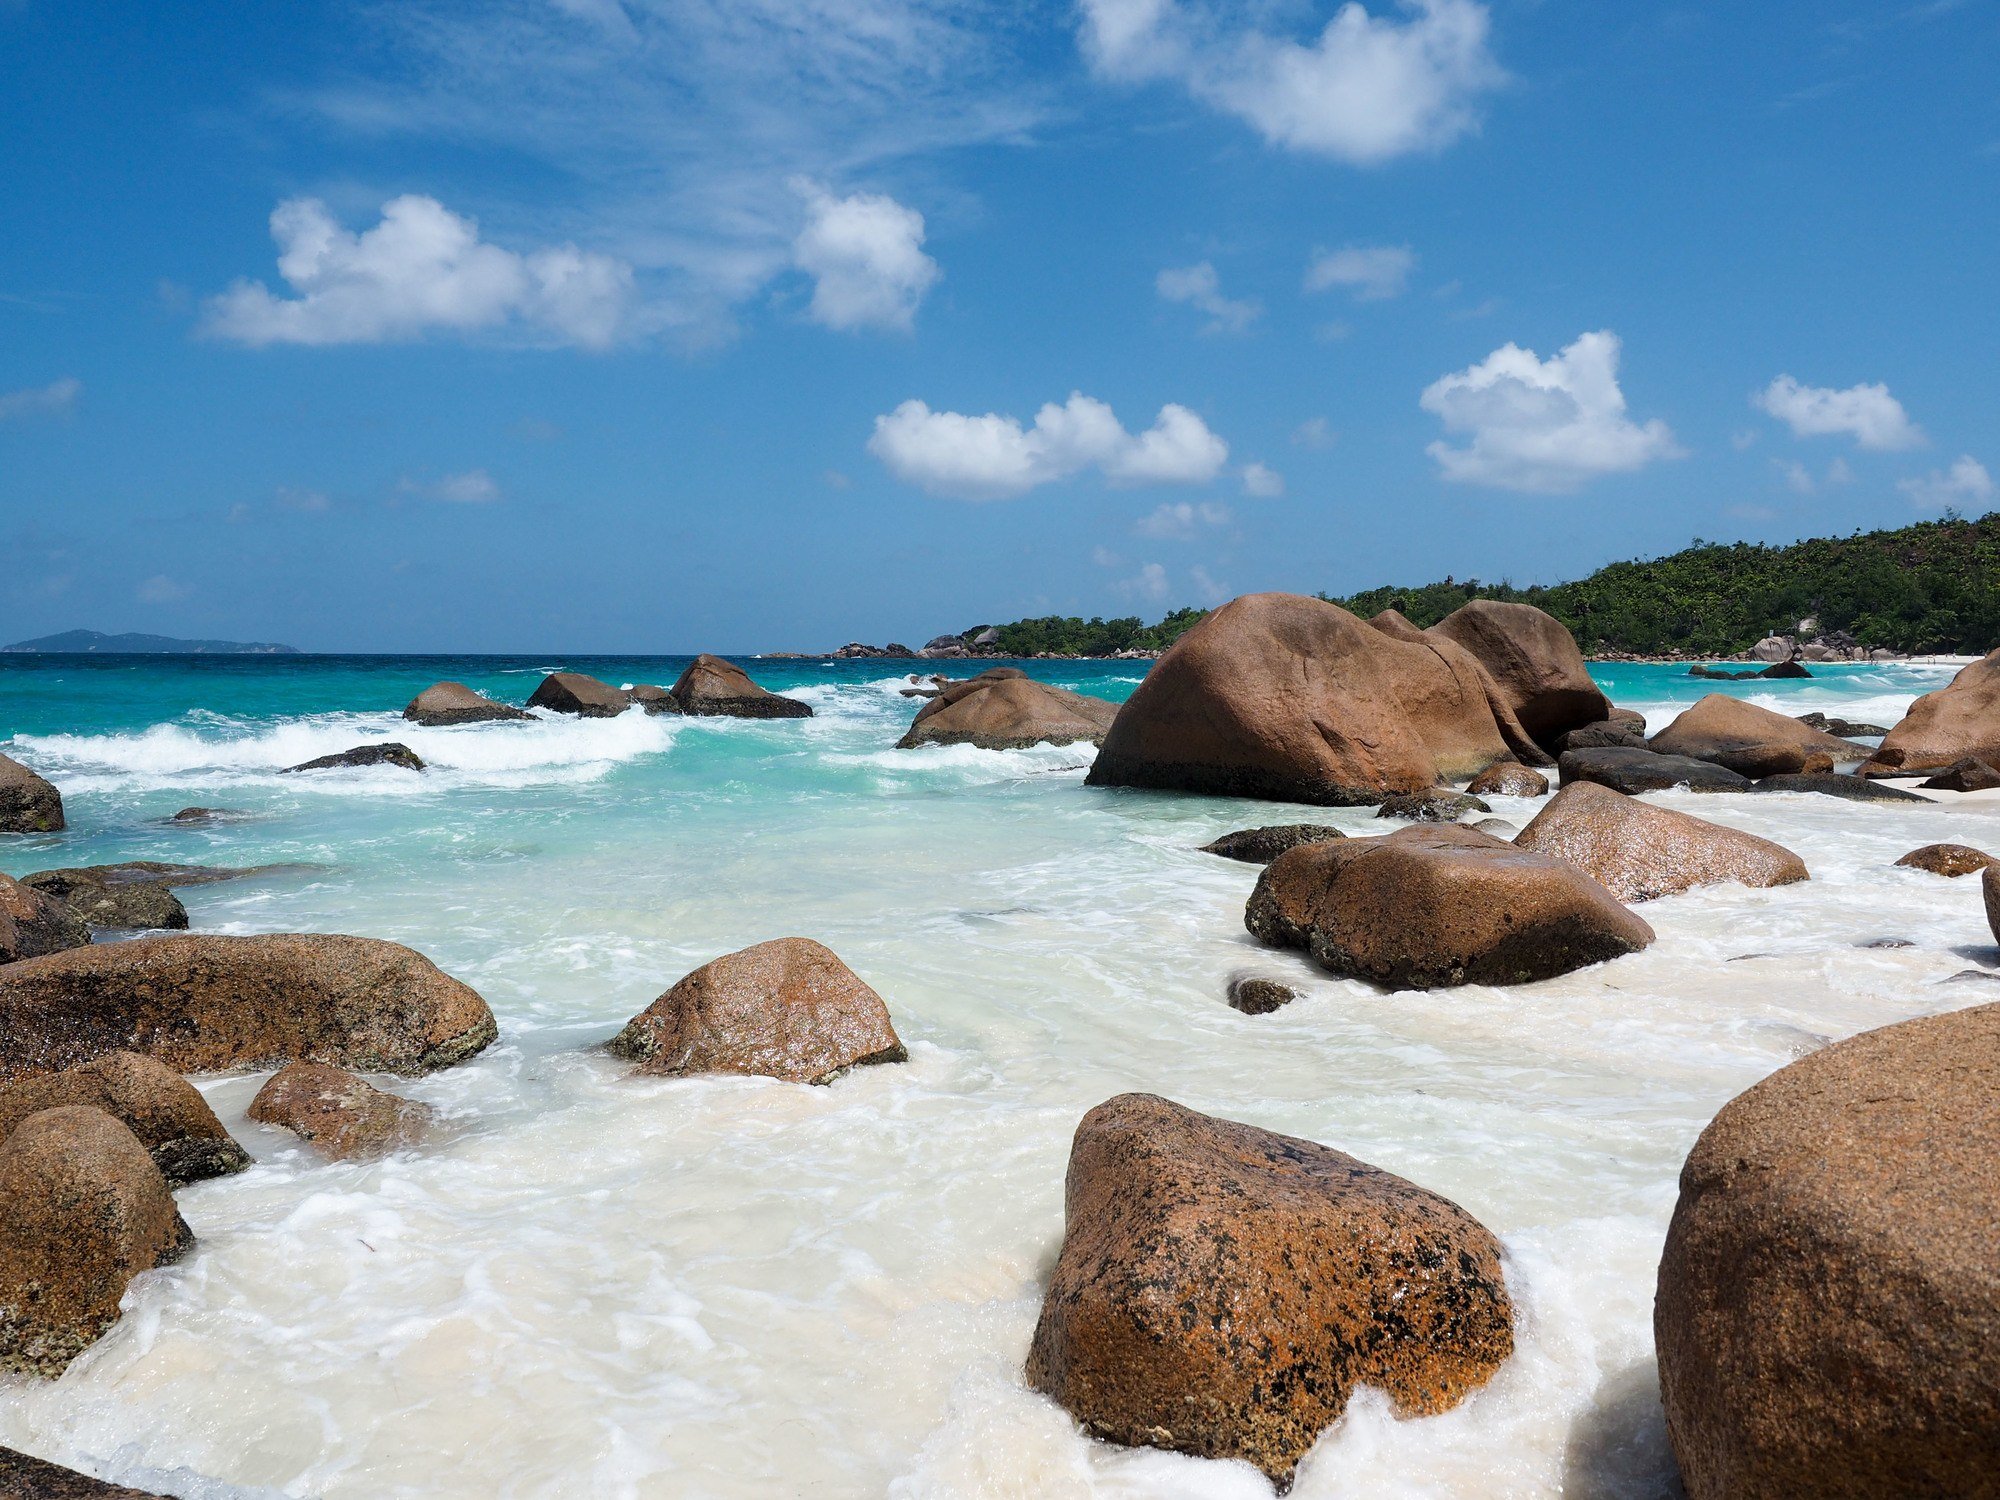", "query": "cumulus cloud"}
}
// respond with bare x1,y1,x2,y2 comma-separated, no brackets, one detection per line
203,196,635,348
791,182,940,332
402,469,502,503
0,377,81,420
1156,261,1261,333
1306,244,1414,300
1135,500,1232,538
1116,561,1171,601
1421,330,1682,493
1242,462,1285,496
1754,375,1923,451
1292,416,1335,448
1899,455,1995,509
868,392,1229,499
1080,0,1502,164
